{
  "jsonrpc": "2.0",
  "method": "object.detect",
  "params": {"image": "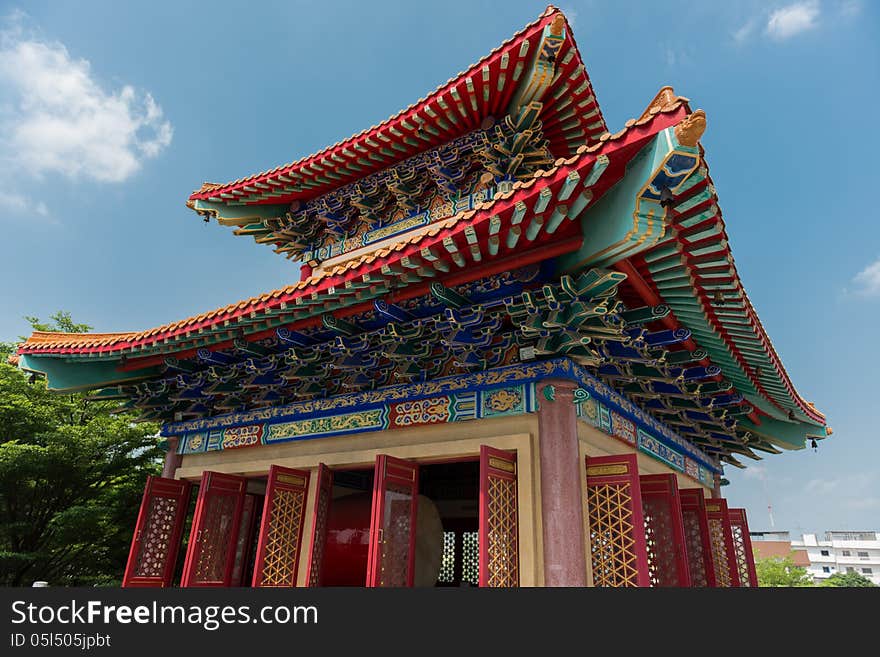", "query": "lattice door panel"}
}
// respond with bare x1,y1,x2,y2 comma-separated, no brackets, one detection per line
253,466,311,587
640,474,691,587
305,463,333,587
181,471,247,587
367,455,419,587
479,446,519,587
679,488,716,587
123,476,192,587
585,454,650,587
706,498,741,587
728,508,758,587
